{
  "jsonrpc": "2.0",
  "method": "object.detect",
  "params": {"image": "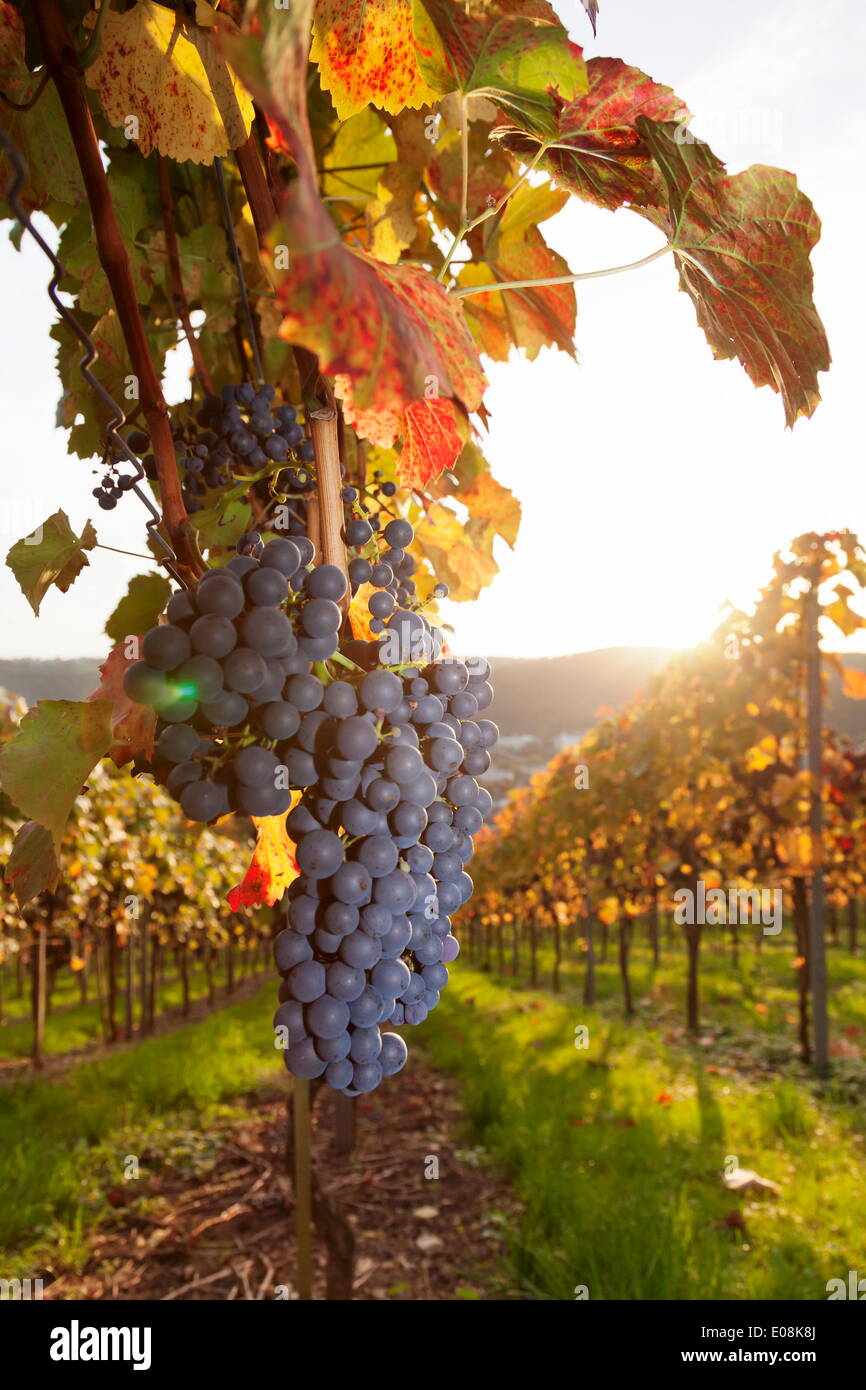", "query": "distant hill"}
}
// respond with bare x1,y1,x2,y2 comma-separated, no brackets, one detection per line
485,646,866,743
485,647,674,741
0,659,101,704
